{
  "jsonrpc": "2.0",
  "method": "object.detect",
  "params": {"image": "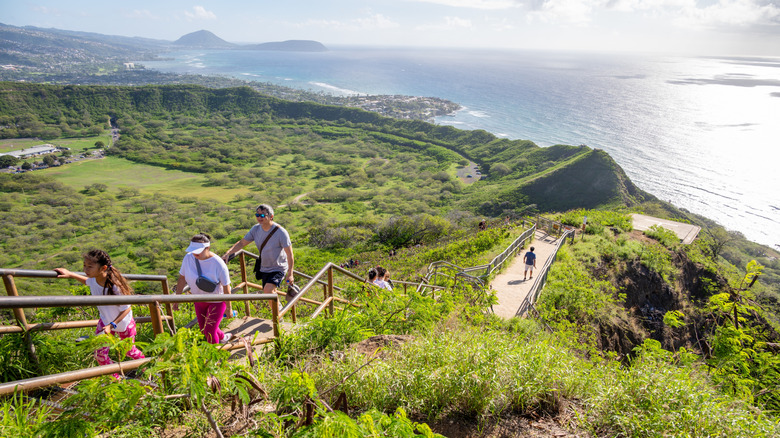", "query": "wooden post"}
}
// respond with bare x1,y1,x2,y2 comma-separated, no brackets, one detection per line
271,298,279,338
148,301,164,336
3,274,39,370
239,253,250,316
327,267,334,316
3,275,29,330
160,278,176,334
